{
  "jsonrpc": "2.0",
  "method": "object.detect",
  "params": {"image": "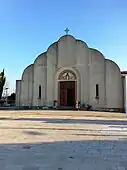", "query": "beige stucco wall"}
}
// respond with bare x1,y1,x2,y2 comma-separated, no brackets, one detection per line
20,64,34,106
46,43,57,105
106,59,123,108
75,40,89,104
16,34,124,110
122,75,126,111
58,35,76,68
33,53,47,106
89,48,105,108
